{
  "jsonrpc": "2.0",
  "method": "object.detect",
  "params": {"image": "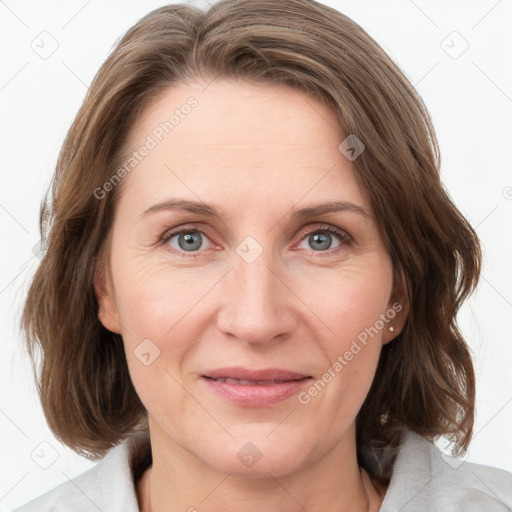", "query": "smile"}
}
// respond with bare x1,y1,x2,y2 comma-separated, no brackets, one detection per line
201,372,312,407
